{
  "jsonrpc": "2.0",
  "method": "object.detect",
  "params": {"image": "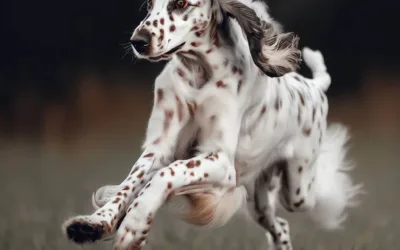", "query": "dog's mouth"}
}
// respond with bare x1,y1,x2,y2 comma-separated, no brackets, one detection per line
149,42,186,61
